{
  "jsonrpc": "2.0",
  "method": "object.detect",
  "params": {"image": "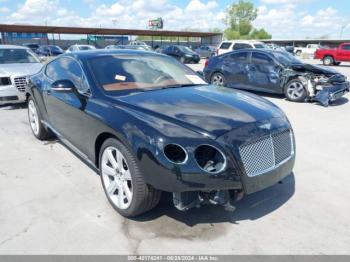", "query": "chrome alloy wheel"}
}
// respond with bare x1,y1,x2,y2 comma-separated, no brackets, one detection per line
28,99,40,136
286,82,306,99
212,73,224,86
101,146,133,209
